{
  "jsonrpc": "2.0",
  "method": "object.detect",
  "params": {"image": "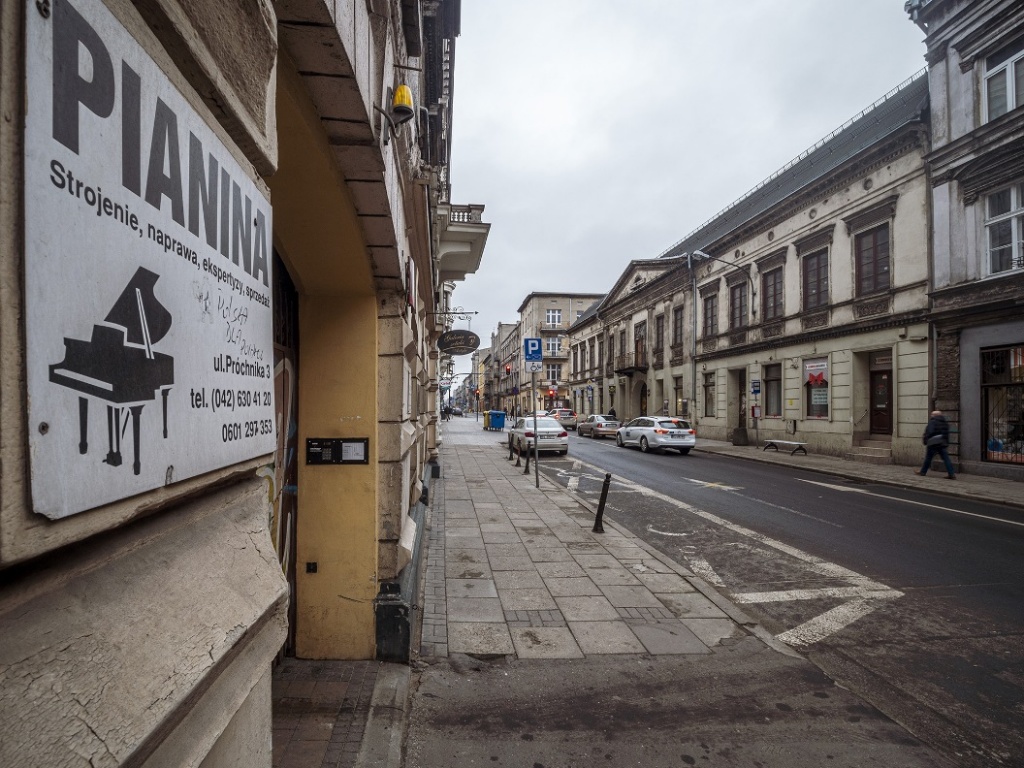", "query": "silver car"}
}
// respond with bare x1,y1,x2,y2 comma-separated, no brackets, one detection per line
548,408,578,429
510,416,569,455
615,417,696,455
577,414,621,439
